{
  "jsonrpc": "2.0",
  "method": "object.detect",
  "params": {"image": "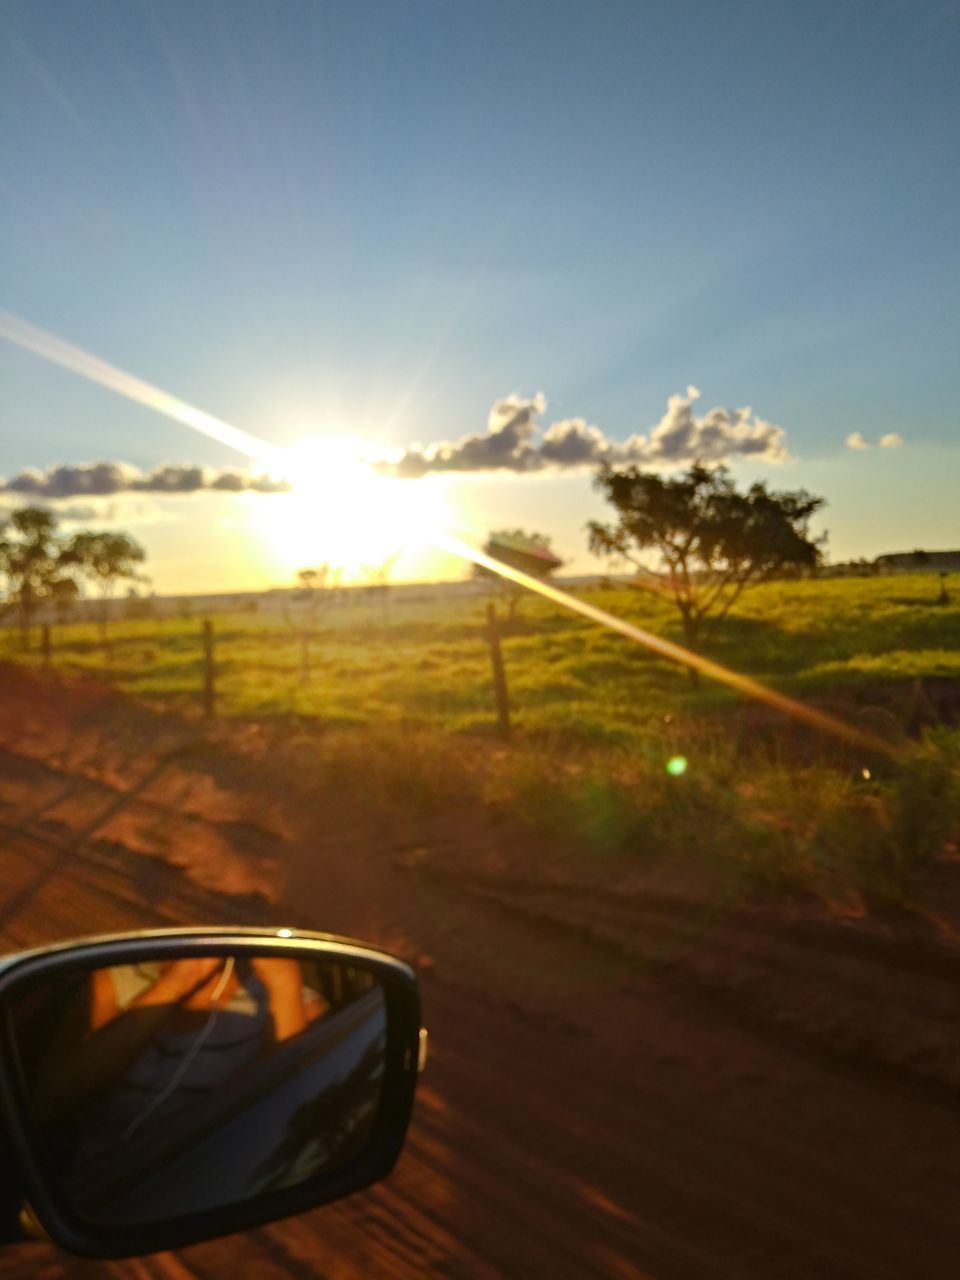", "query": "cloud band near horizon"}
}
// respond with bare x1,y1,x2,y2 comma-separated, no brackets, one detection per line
3,388,791,503
381,387,789,477
0,461,291,500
